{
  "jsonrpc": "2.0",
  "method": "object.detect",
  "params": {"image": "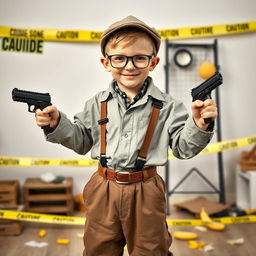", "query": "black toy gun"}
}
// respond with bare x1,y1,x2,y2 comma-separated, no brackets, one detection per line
191,72,223,124
12,88,52,133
